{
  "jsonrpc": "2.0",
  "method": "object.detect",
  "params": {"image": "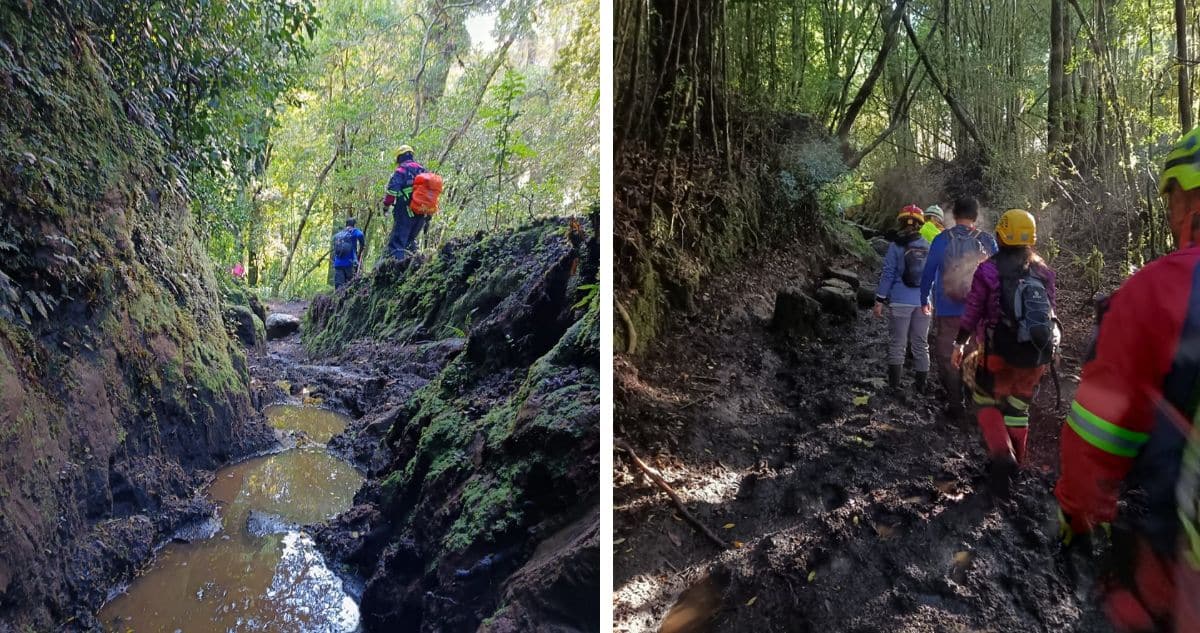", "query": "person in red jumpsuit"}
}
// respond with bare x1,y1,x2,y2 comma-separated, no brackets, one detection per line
1054,126,1200,632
